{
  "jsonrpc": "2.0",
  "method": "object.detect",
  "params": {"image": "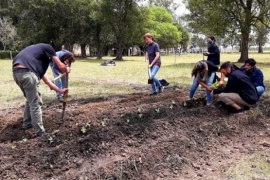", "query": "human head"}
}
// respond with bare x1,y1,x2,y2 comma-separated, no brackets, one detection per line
144,33,154,45
208,36,216,44
192,60,207,76
61,53,75,66
220,61,232,77
244,58,256,72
